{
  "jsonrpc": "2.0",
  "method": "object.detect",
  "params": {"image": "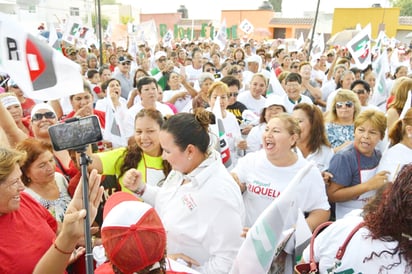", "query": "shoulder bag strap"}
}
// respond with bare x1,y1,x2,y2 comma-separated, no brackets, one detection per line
309,221,334,272
335,221,365,260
